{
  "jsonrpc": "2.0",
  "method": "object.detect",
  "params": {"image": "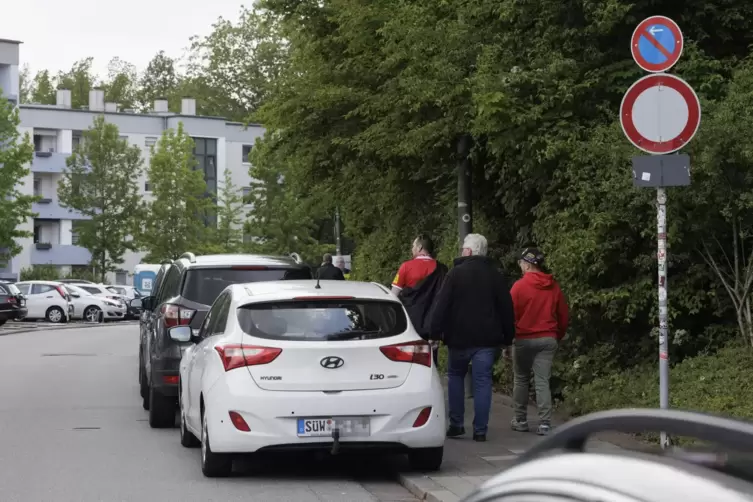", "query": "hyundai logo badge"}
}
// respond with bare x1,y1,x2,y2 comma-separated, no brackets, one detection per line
320,356,344,369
